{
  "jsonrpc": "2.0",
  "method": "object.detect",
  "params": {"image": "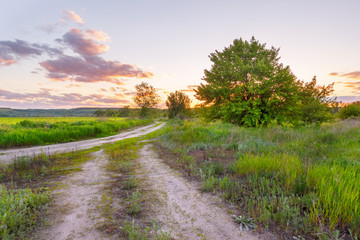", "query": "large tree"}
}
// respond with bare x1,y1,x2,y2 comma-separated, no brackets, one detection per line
195,37,333,126
166,91,191,119
133,82,160,117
